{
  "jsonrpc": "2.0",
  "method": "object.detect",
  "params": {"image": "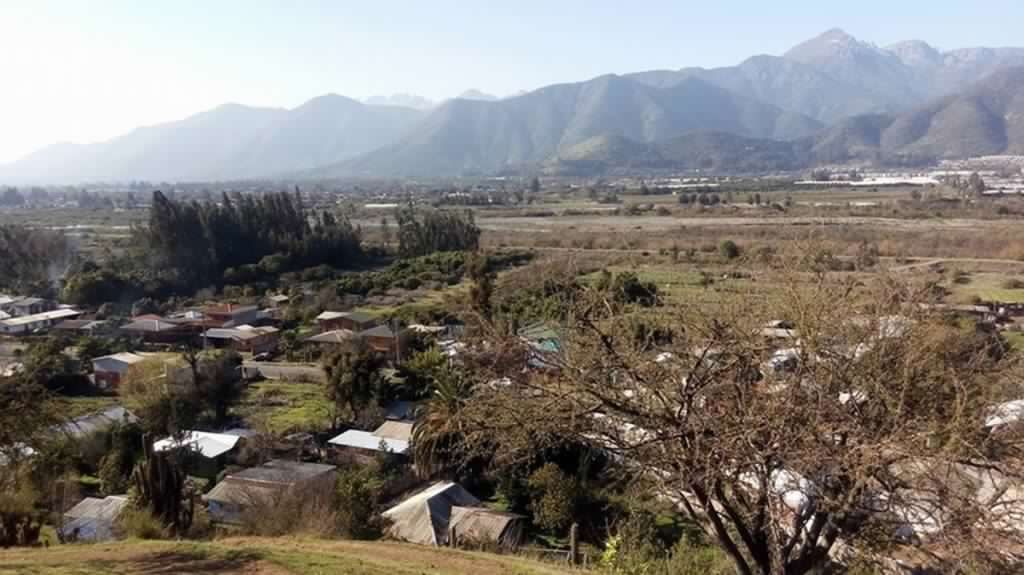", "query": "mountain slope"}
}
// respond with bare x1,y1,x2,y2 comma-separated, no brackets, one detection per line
629,55,900,123
223,94,424,178
543,132,806,175
319,74,822,177
0,104,288,183
542,67,1024,175
784,28,925,106
0,98,424,183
